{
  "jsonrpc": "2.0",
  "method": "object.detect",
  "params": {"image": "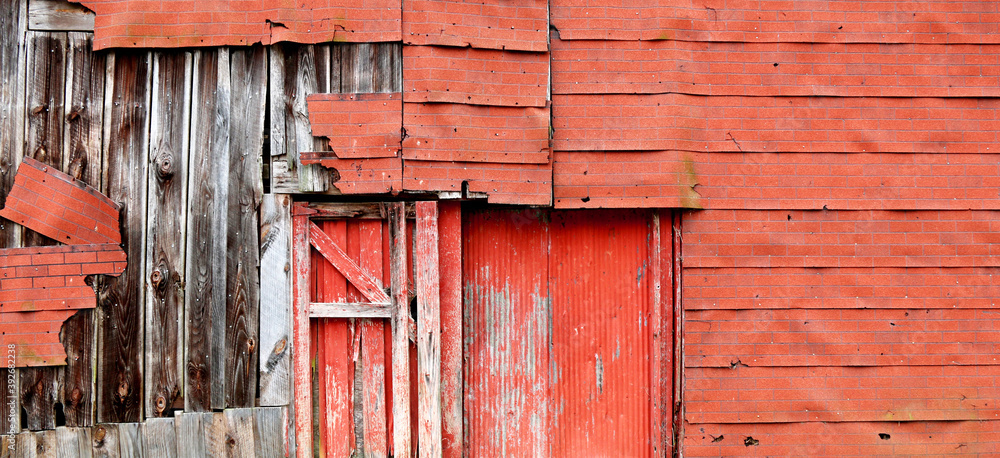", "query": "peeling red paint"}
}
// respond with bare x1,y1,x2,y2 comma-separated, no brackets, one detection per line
71,0,402,49
403,0,548,51
306,92,402,159
0,158,125,367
